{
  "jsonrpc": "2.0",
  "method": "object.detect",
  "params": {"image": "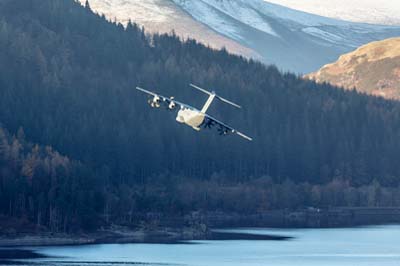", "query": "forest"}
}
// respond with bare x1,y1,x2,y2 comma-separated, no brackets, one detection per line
1,0,400,232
